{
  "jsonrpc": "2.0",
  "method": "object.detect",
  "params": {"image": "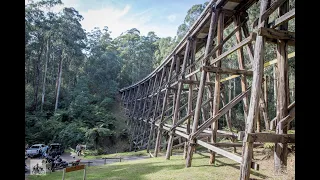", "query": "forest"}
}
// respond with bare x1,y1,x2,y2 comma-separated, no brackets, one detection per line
25,0,295,154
